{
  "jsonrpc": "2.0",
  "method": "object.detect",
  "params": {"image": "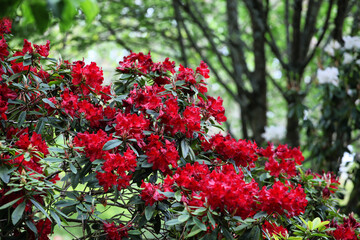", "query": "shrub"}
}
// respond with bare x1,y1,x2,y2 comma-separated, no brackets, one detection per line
0,18,359,240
